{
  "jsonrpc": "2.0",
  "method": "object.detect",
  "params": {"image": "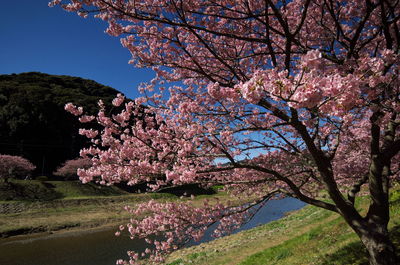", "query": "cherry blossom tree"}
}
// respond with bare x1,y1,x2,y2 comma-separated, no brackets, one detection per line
53,157,92,180
0,154,36,183
52,1,400,264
